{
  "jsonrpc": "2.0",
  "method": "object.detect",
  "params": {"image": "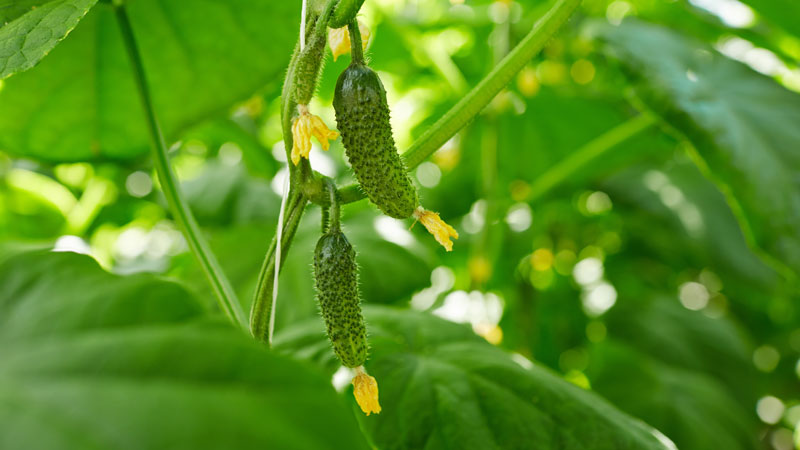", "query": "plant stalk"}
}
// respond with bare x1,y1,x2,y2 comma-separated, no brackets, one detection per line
115,5,246,328
527,113,657,202
250,192,309,342
405,0,582,168
348,19,364,65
